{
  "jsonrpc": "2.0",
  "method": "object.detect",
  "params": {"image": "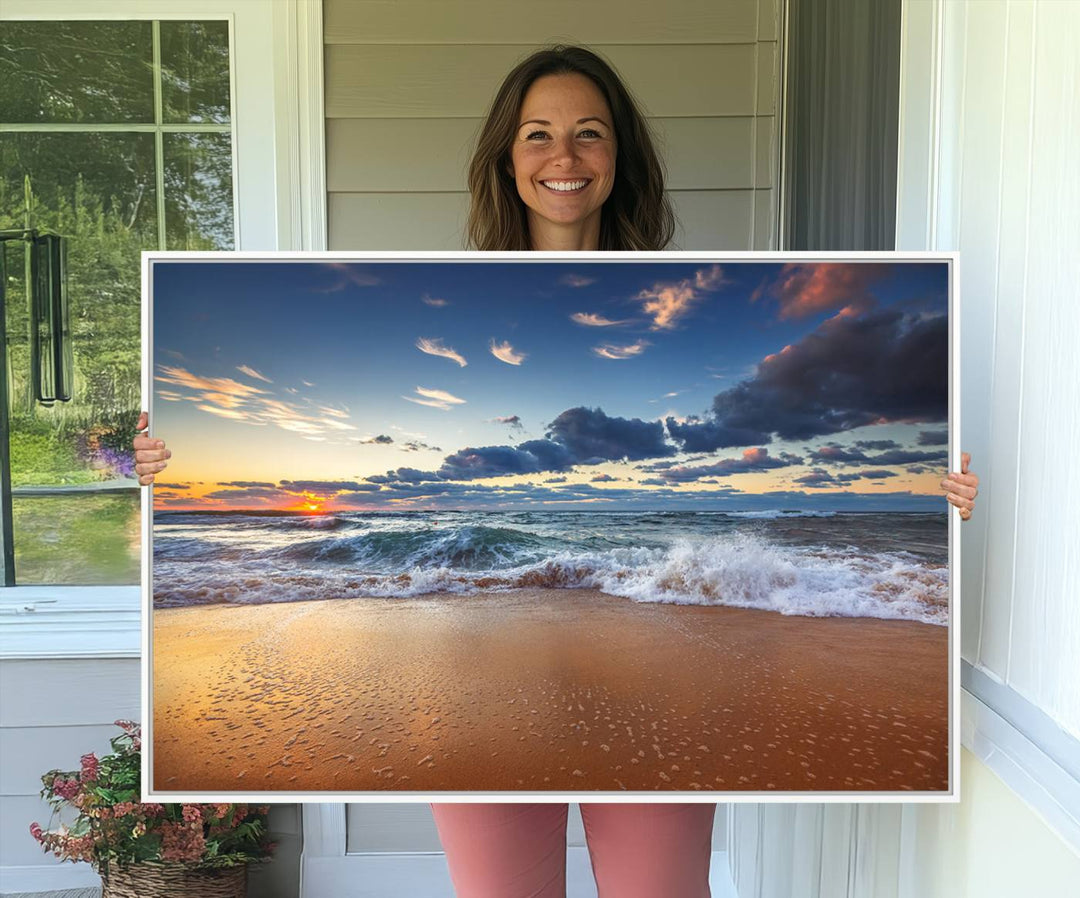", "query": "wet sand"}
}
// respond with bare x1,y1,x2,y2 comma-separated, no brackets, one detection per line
152,588,949,794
